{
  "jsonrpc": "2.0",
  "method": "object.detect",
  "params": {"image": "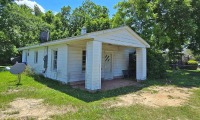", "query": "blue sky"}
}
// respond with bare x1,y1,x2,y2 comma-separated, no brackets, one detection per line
34,0,122,17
